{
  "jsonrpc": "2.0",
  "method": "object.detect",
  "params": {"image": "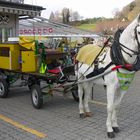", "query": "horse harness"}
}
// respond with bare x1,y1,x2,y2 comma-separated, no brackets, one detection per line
86,25,140,79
